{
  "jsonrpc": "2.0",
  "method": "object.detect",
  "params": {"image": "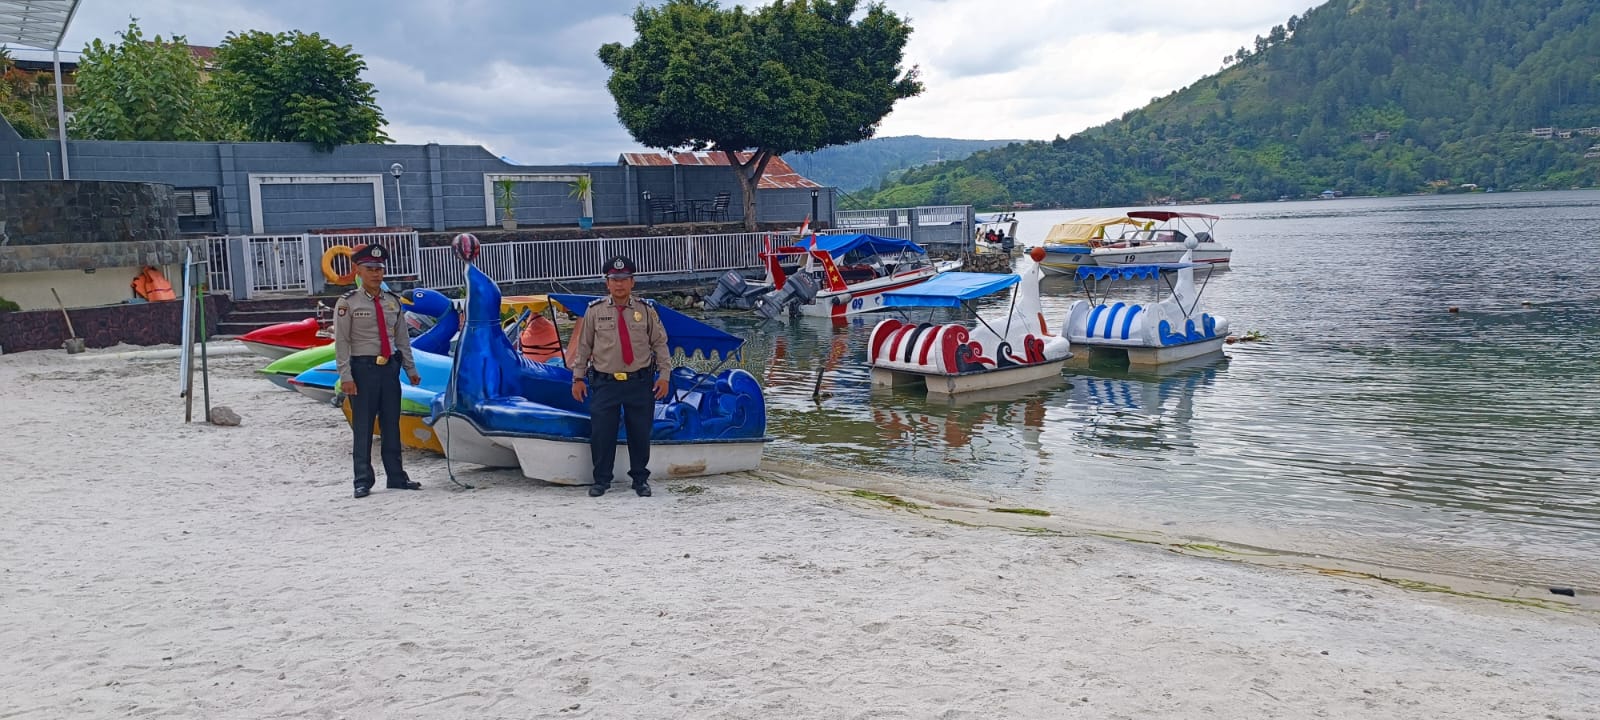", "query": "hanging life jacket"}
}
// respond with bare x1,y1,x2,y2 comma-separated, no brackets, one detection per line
131,266,177,302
